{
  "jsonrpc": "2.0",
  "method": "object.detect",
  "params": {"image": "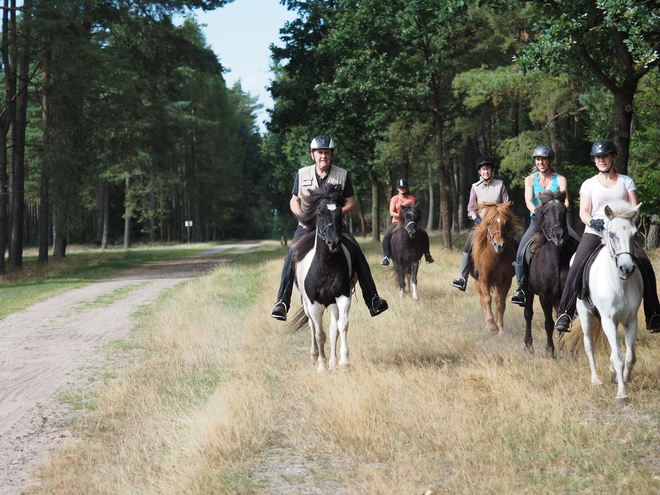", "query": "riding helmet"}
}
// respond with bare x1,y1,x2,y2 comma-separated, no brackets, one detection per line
310,135,335,150
532,145,554,160
396,178,408,189
475,155,495,170
590,139,617,156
